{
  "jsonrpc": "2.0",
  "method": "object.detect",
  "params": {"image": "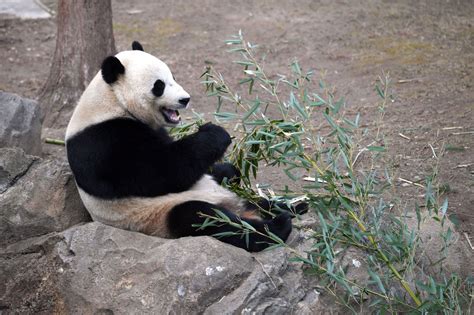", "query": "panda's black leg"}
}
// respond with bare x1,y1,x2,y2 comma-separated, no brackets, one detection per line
245,198,309,219
207,162,241,185
167,201,292,252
